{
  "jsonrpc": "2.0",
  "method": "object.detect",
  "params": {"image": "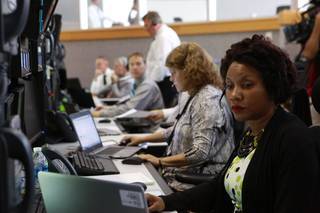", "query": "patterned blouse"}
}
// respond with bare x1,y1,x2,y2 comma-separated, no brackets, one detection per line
224,149,256,212
162,85,235,191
